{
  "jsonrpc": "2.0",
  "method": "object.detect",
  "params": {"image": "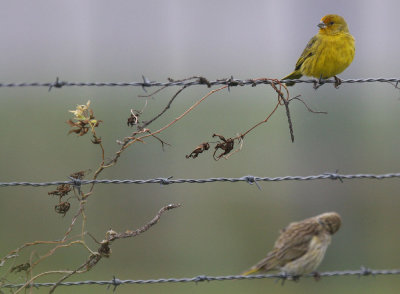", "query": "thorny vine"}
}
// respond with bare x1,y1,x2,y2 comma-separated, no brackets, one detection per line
0,75,325,292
